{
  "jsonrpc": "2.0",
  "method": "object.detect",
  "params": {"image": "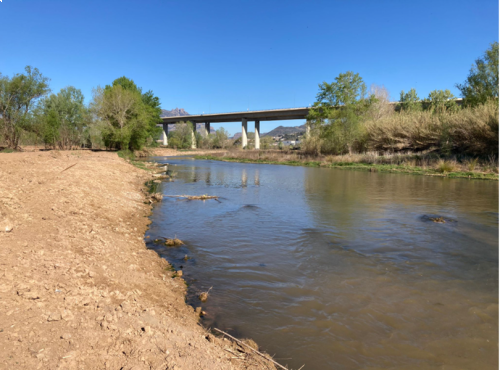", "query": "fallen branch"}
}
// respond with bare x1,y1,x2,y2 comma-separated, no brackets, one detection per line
213,328,290,370
164,194,219,200
60,163,77,173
